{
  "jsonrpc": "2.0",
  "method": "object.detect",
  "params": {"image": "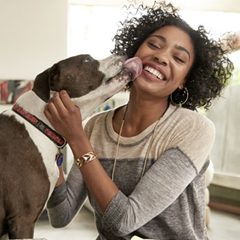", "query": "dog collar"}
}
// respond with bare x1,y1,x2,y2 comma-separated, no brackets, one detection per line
12,104,67,149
